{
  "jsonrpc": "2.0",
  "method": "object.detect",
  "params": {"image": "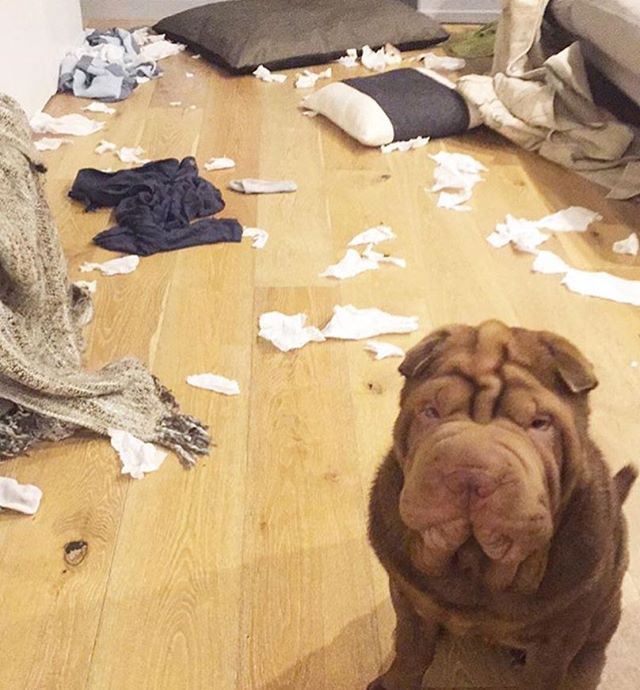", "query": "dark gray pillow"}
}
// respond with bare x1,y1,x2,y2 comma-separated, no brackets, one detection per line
154,0,448,74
